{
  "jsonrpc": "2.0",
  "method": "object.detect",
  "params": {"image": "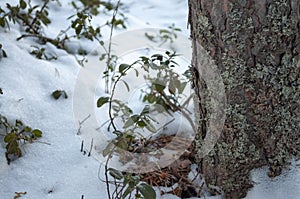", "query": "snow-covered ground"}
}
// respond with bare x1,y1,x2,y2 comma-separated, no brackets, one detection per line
0,0,299,199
